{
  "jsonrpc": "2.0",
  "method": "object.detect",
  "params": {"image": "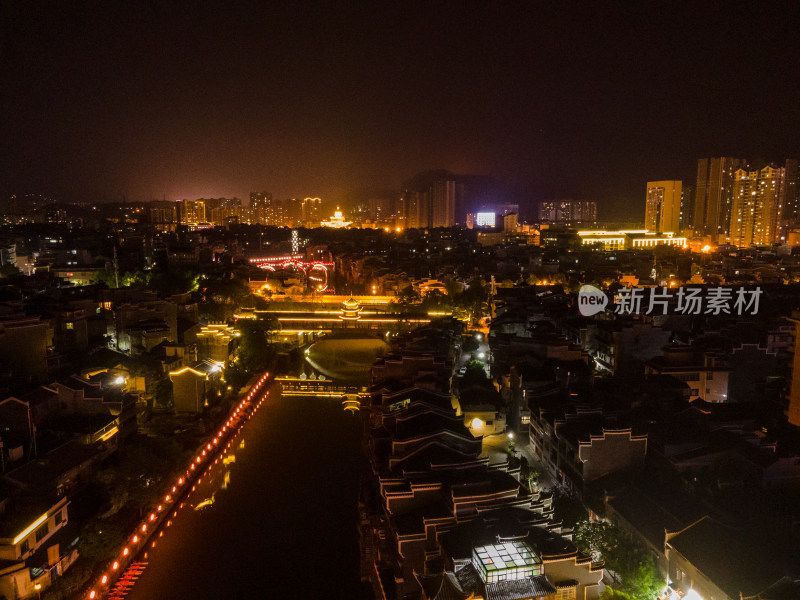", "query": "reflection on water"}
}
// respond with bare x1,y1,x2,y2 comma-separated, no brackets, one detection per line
193,494,215,511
